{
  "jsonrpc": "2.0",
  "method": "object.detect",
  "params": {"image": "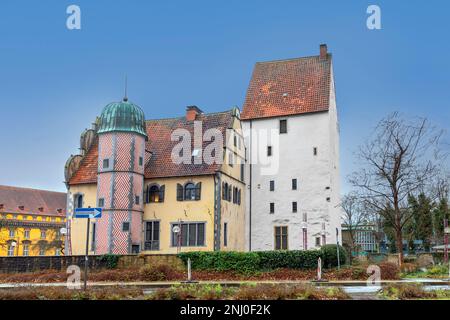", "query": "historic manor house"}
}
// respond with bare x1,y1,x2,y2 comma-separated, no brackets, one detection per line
64,44,341,255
